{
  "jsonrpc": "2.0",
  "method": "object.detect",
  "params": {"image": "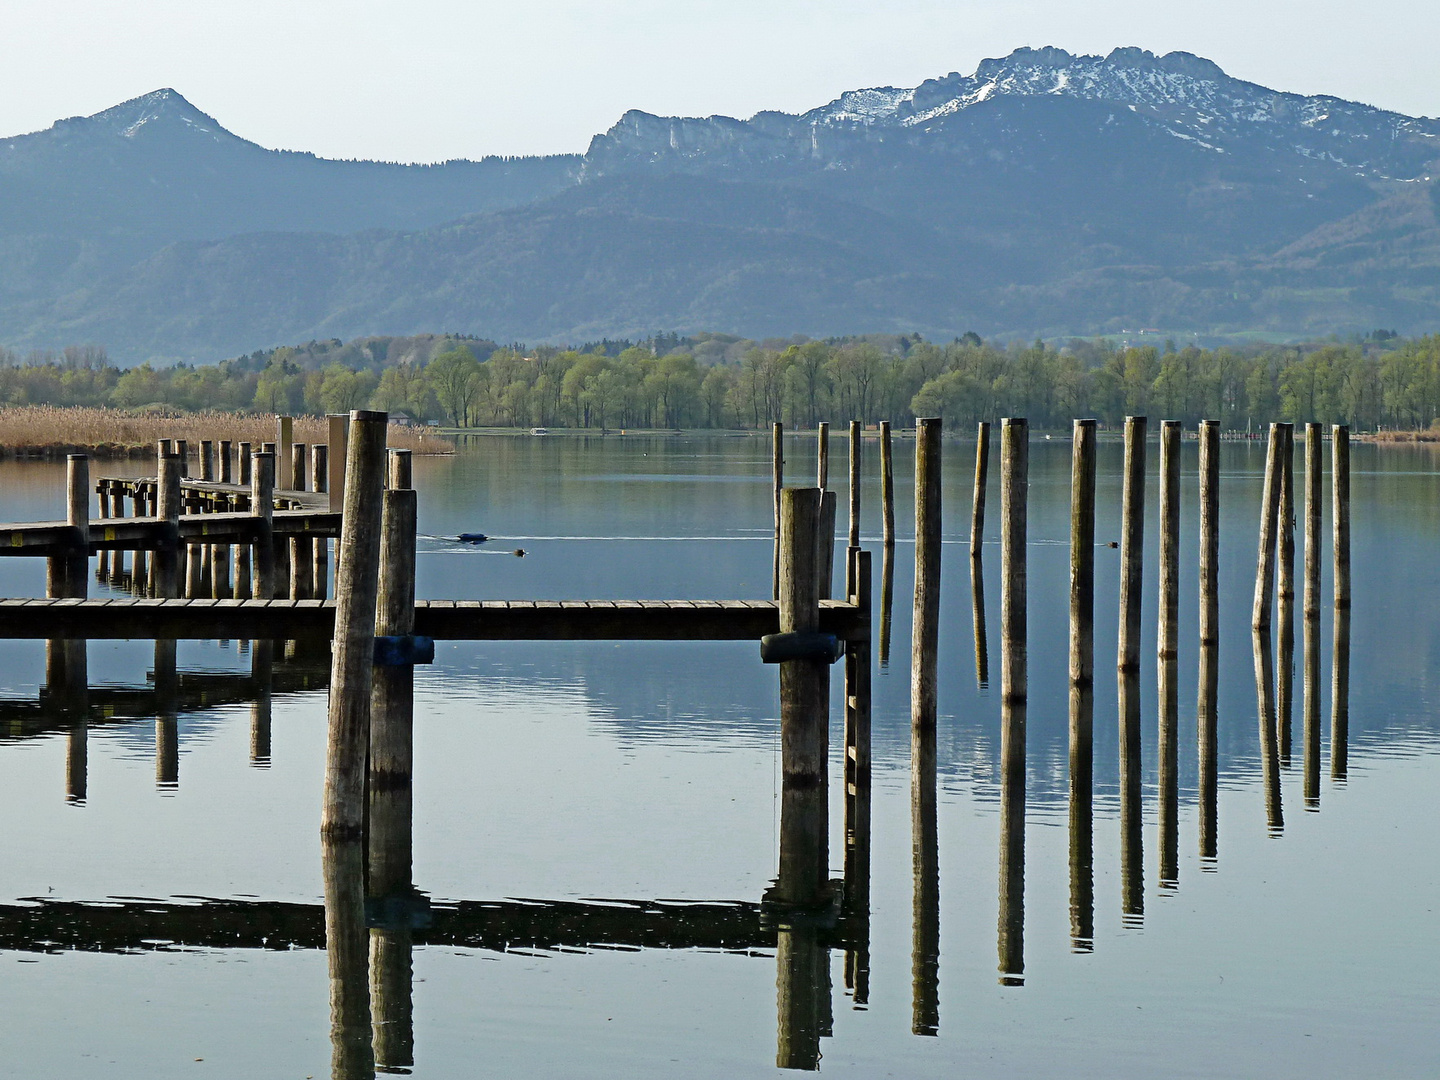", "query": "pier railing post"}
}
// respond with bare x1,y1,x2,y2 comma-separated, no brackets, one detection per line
323,411,390,841
251,452,276,599
911,417,942,732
